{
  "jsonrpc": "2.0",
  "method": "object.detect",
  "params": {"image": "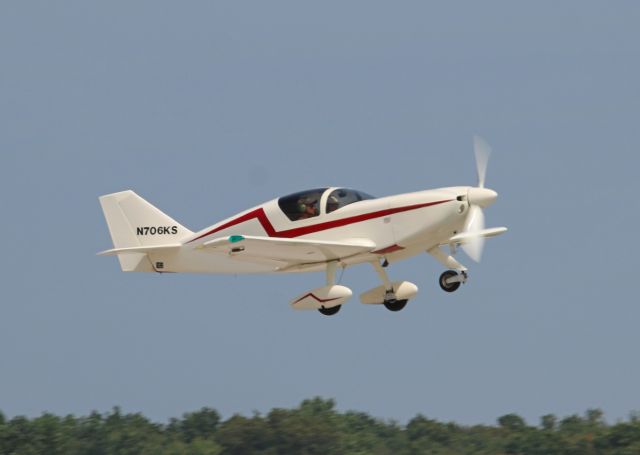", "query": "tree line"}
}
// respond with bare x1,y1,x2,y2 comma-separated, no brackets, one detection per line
1,397,640,454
